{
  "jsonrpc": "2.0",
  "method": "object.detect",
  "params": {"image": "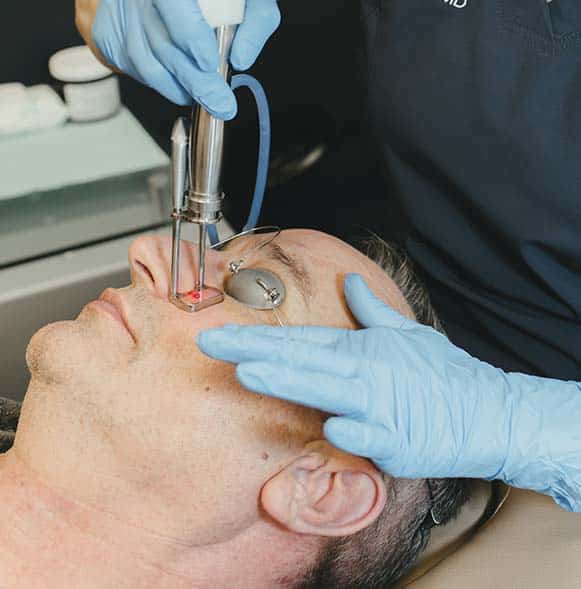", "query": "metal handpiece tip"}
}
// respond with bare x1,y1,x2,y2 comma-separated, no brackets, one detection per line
170,216,182,300
171,287,224,313
197,223,209,291
169,216,224,313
